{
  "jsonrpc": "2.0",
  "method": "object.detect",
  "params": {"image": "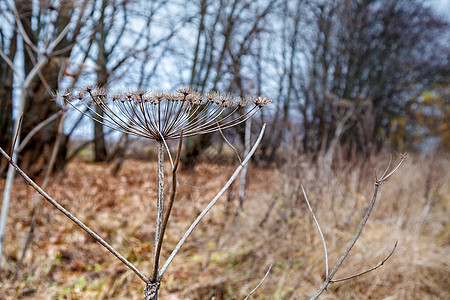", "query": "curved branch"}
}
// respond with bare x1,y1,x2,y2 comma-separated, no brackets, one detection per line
330,241,398,283
244,263,273,300
0,147,149,284
17,110,63,153
301,185,329,278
